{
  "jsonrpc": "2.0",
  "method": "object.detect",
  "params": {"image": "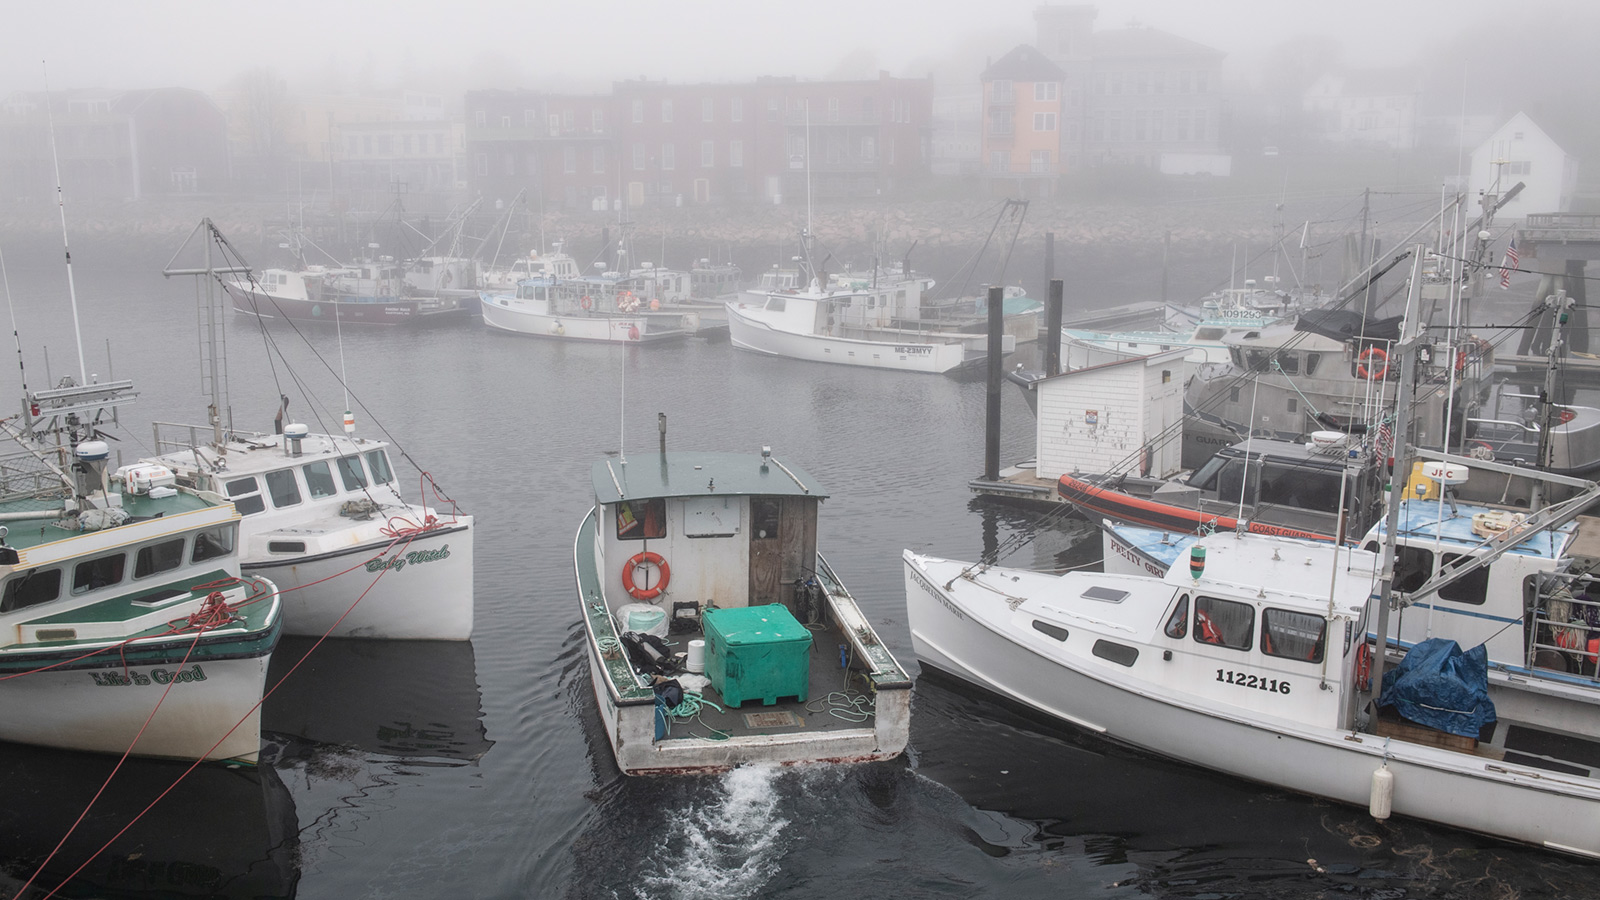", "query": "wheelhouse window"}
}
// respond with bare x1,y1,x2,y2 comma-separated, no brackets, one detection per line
1195,595,1254,650
264,469,301,508
191,525,236,563
365,450,394,485
766,296,786,312
1393,546,1433,593
1164,594,1189,638
337,456,367,491
1438,553,1489,605
1262,608,1326,662
616,499,666,540
2,569,61,612
303,460,338,499
751,498,781,541
224,476,265,515
134,539,186,579
73,553,126,594
1195,327,1225,341
1257,461,1342,513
